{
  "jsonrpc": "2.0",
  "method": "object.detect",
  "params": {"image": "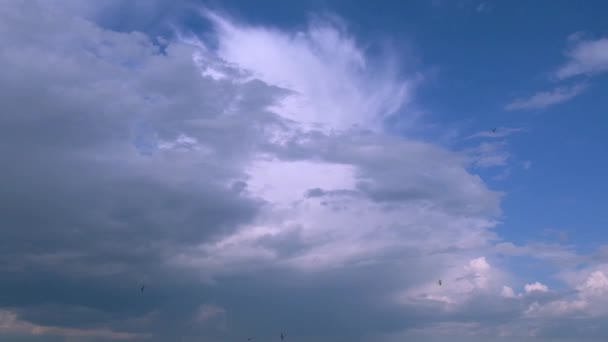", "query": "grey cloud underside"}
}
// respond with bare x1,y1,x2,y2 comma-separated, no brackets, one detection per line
0,3,283,340
265,130,501,217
